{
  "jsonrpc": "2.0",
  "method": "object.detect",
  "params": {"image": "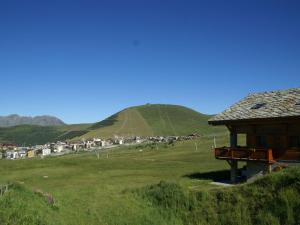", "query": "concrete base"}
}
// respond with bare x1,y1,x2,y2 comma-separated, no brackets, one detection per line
245,161,269,182
273,160,300,168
